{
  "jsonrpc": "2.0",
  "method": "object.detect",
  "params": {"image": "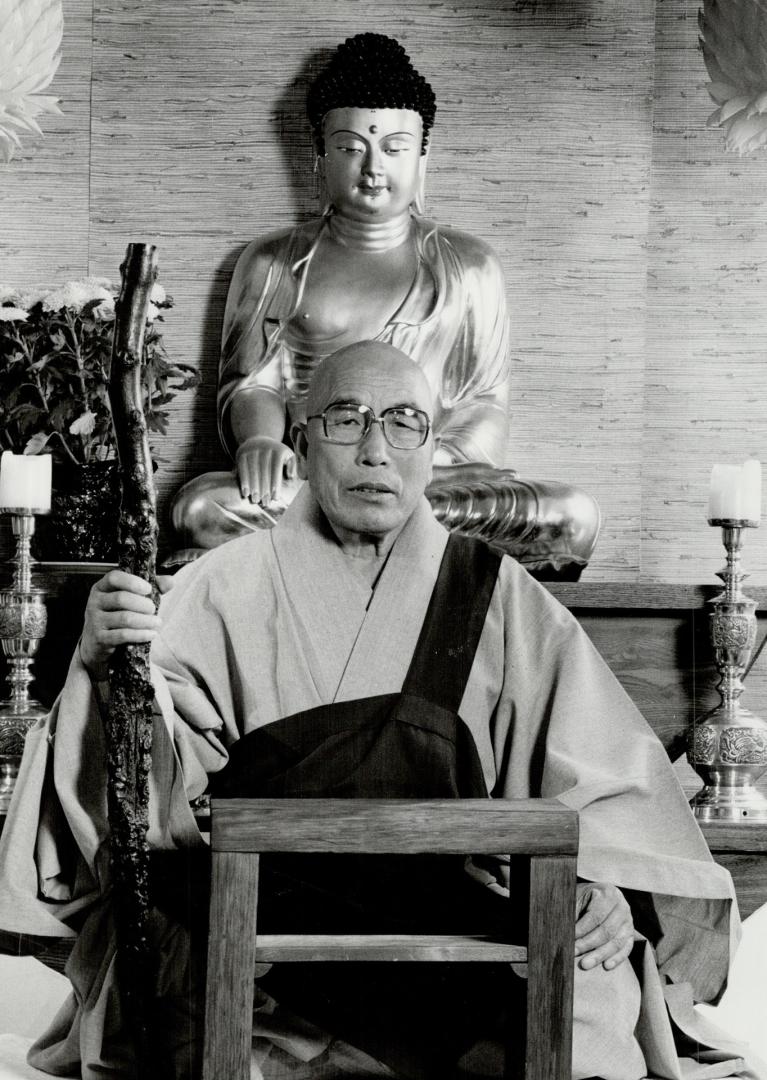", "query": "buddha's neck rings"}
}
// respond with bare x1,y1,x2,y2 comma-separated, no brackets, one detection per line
326,210,413,253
